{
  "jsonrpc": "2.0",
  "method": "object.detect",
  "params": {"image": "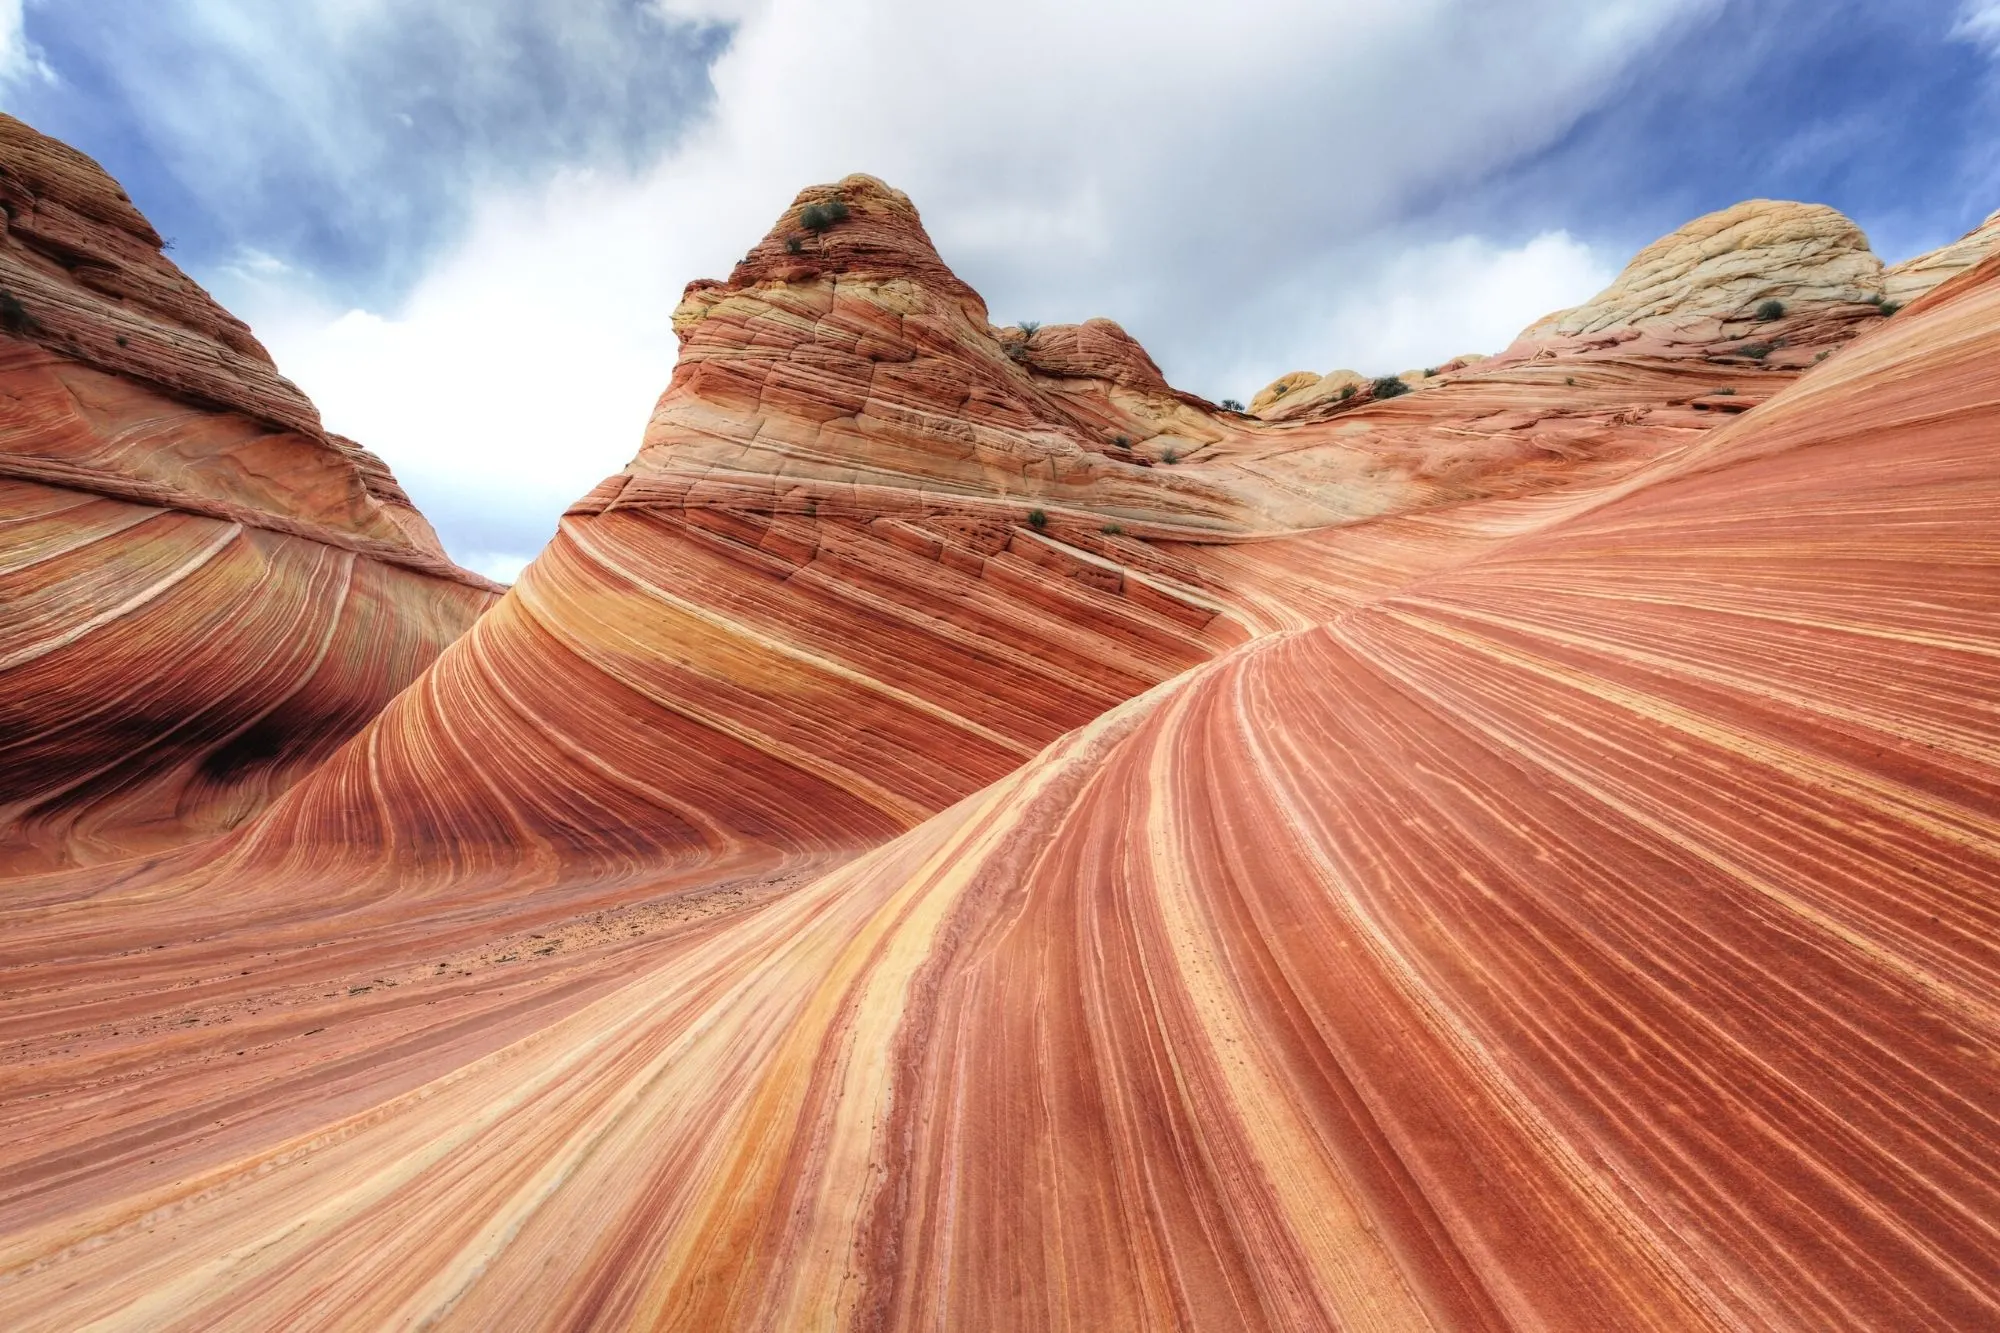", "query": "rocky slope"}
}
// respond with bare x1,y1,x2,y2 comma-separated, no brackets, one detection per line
150,177,1922,887
1,146,1997,1331
0,114,497,871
